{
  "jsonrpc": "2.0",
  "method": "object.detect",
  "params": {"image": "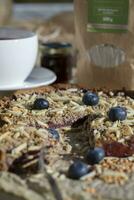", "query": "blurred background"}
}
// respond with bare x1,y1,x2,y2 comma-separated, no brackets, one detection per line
0,0,75,83
15,0,72,2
